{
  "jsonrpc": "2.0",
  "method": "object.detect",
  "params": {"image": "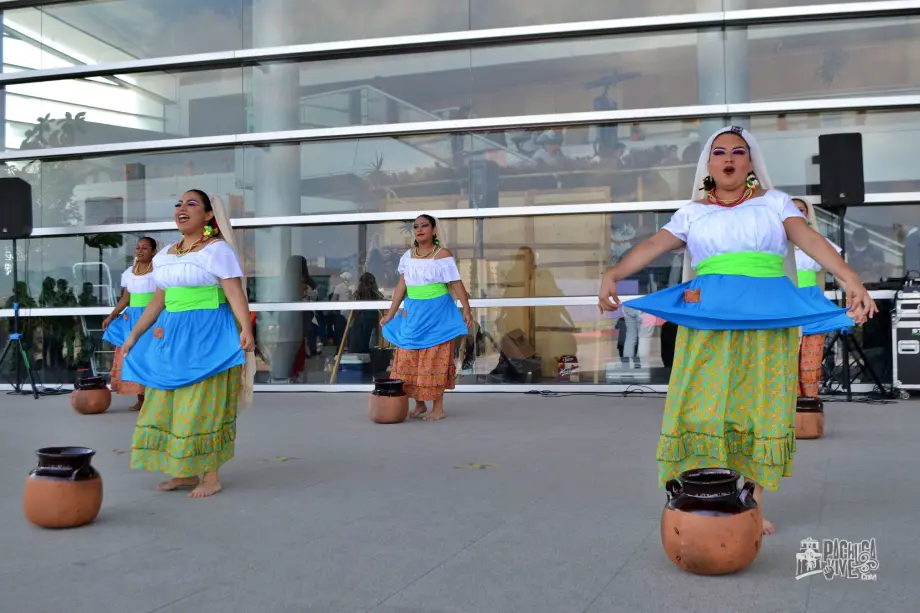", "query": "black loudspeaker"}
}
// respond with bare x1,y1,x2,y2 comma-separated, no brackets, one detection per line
0,176,33,239
817,133,865,208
